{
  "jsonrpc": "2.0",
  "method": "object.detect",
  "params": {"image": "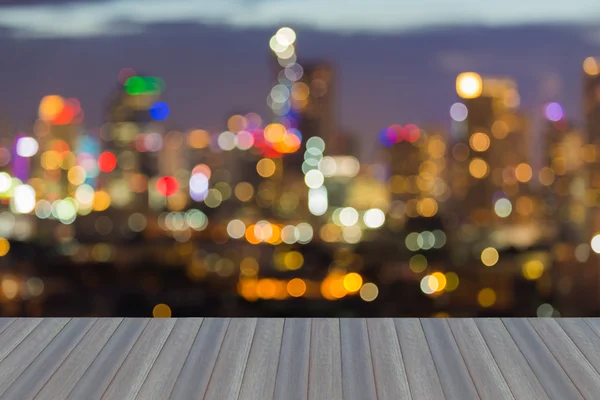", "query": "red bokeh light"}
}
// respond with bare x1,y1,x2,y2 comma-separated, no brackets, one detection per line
403,124,420,143
156,176,179,196
98,152,117,172
53,105,75,125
